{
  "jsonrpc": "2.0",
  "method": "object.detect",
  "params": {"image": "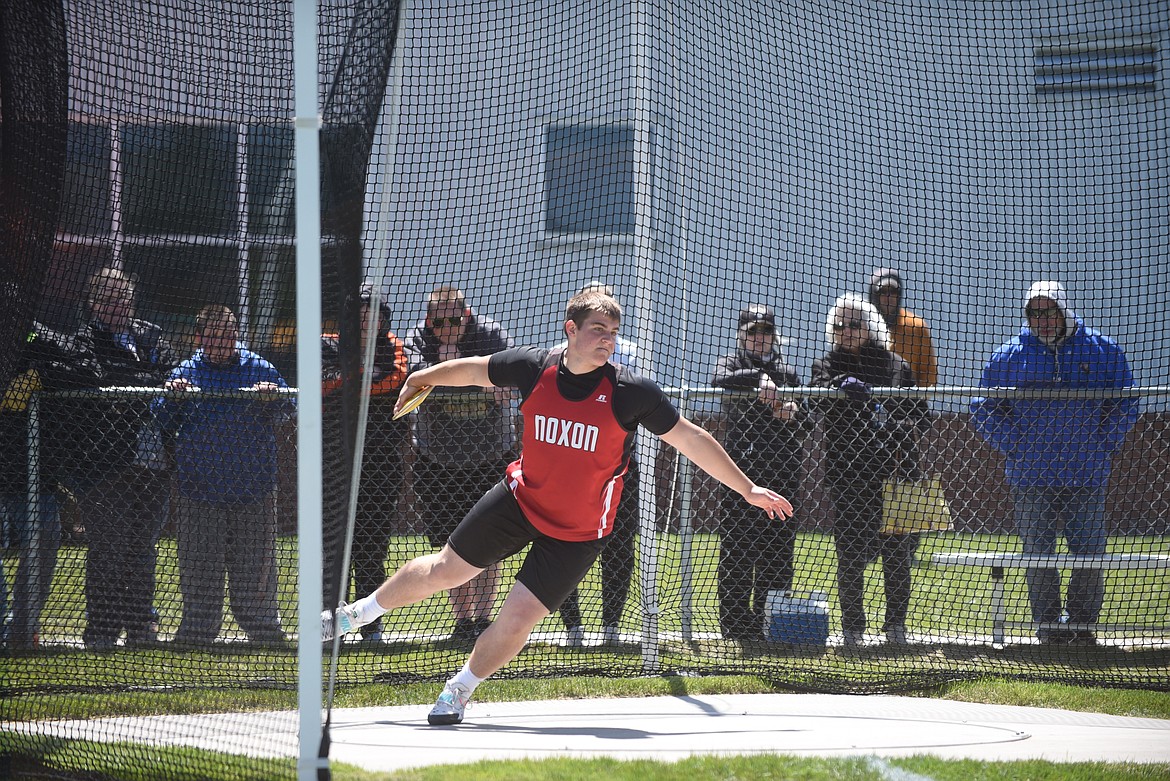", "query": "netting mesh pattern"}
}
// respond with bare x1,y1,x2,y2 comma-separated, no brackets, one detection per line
2,0,1169,778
